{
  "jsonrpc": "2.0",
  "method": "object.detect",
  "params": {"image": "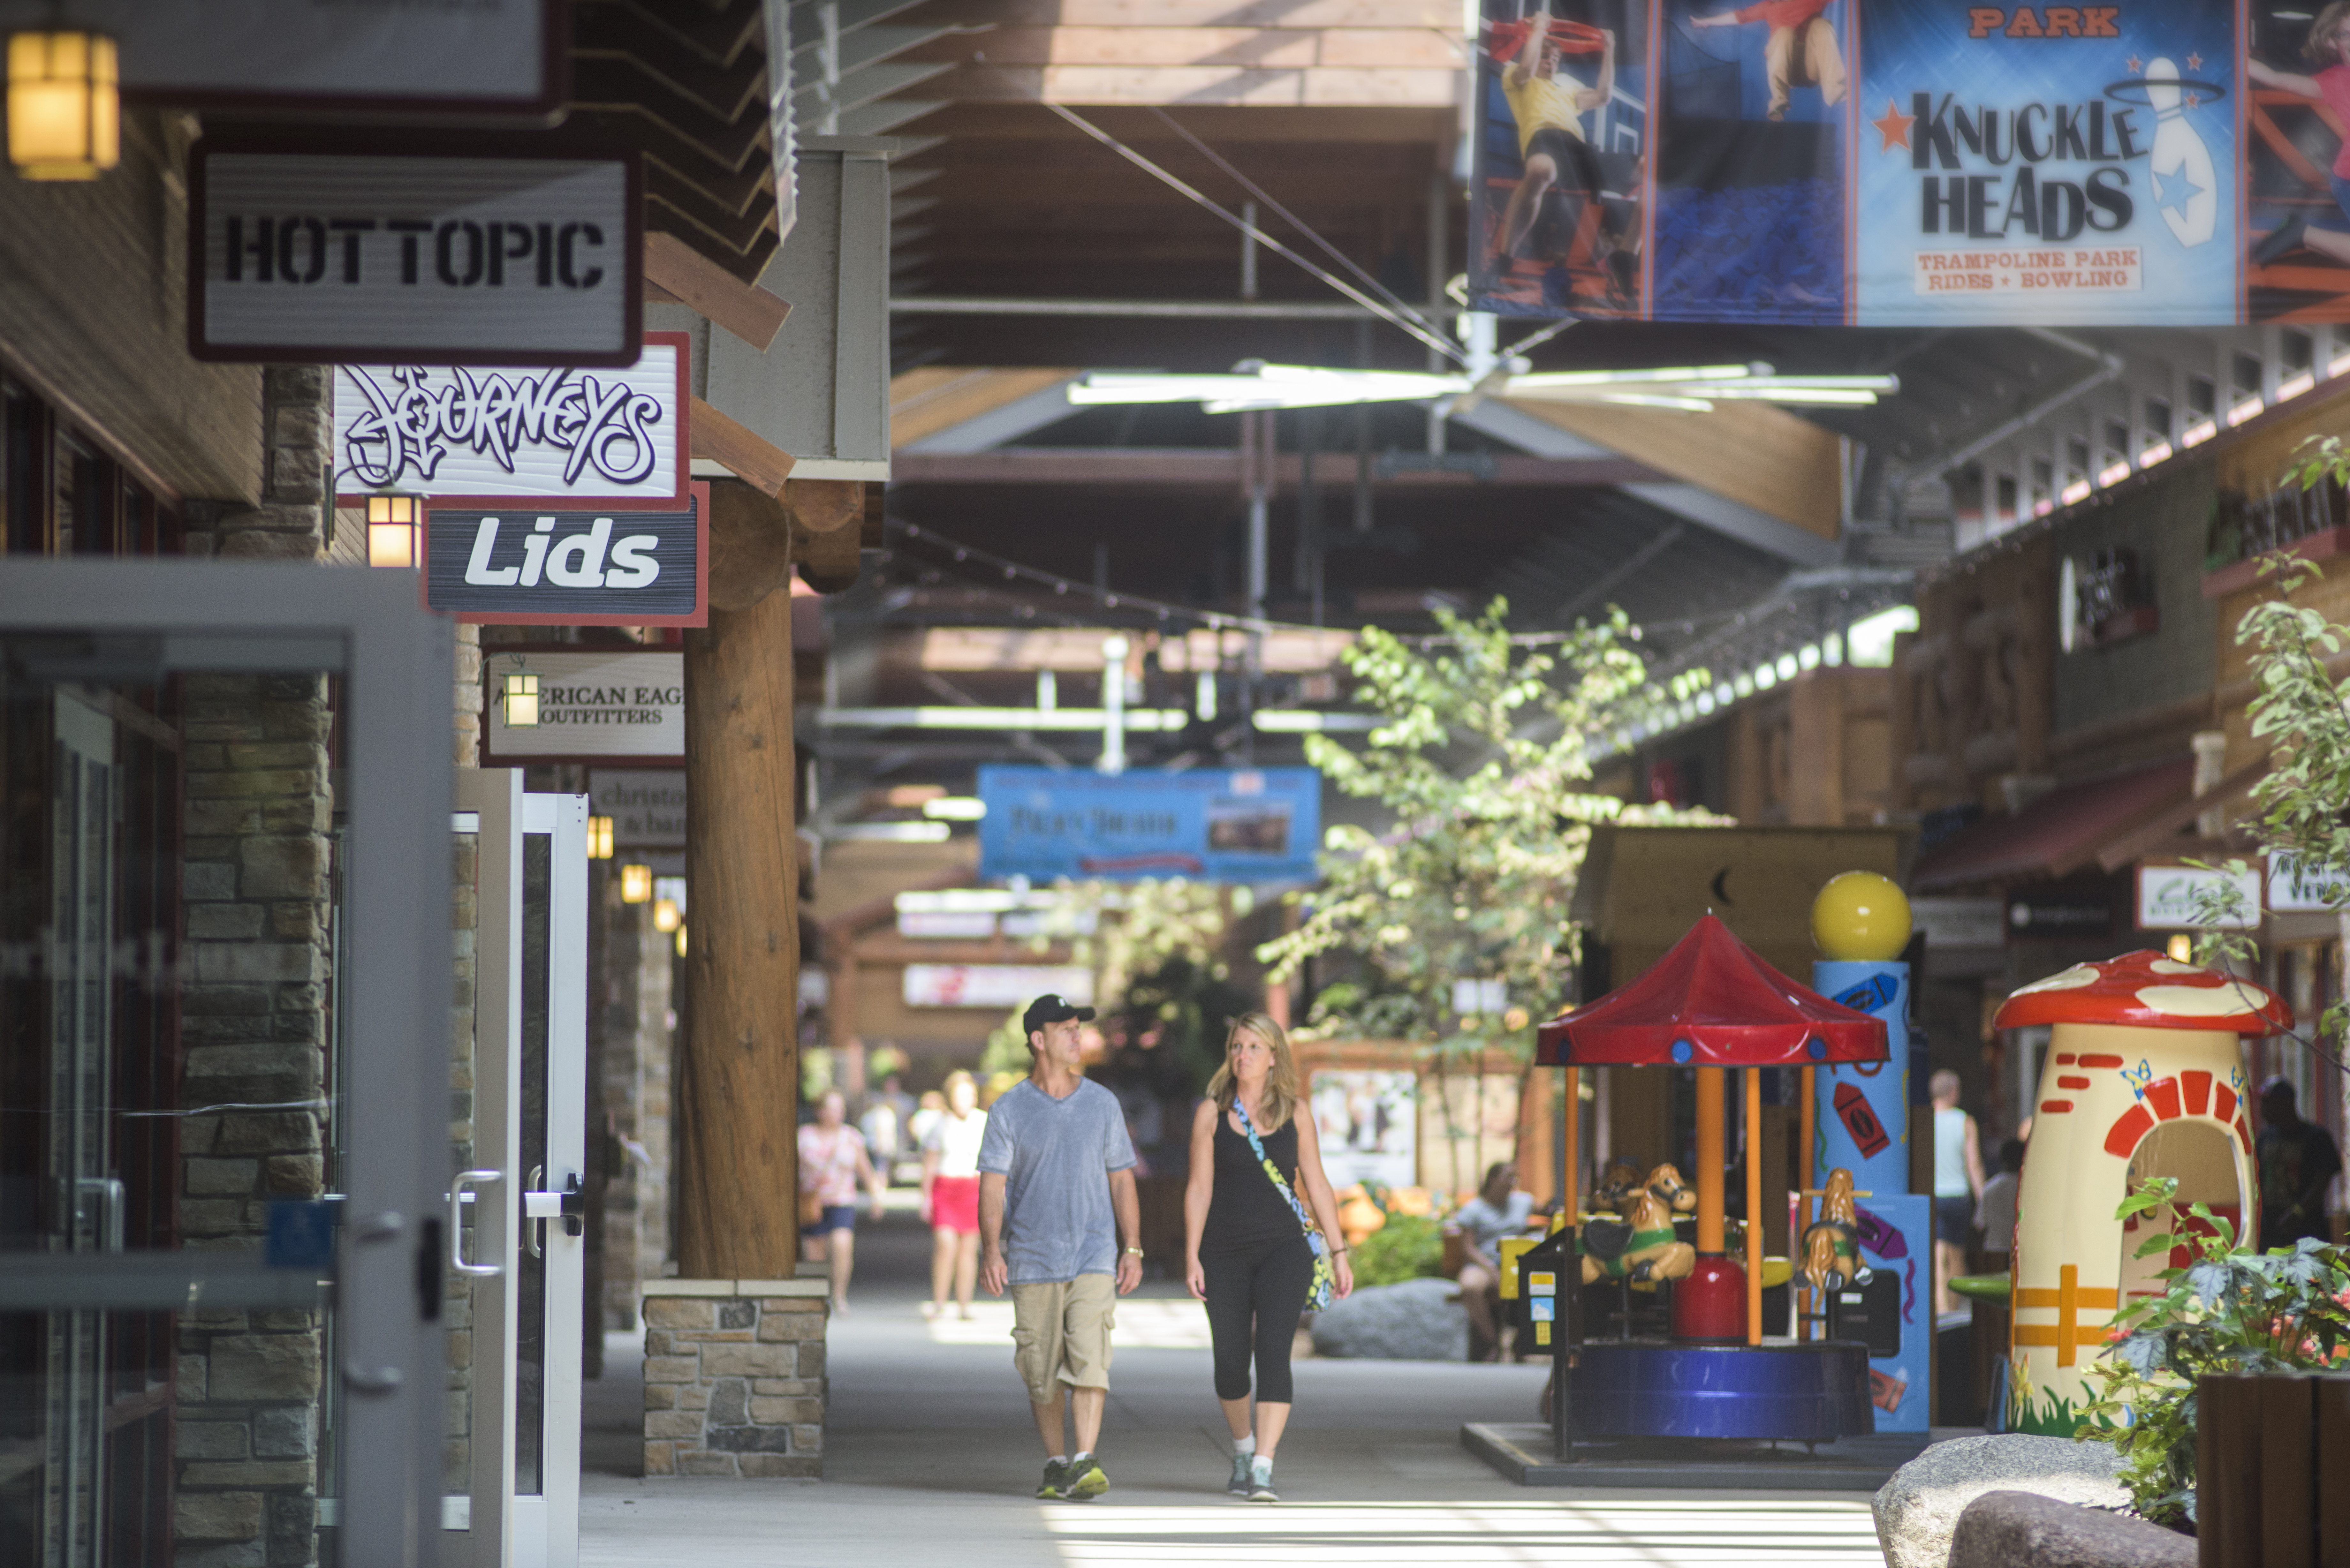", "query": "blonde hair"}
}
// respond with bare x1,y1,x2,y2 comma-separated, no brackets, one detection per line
2308,0,2350,63
943,1069,977,1112
1206,1011,1302,1134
